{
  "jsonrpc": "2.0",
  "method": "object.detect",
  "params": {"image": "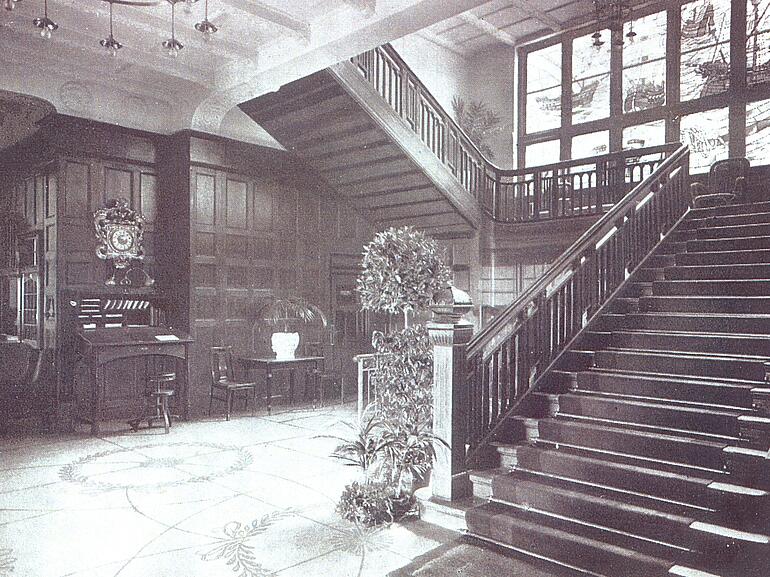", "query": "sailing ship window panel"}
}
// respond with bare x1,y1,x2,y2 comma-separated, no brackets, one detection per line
623,11,667,69
572,74,610,124
746,98,770,164
525,139,561,167
572,131,609,160
747,0,770,86
623,60,666,113
527,87,562,133
623,120,666,150
680,0,731,101
527,44,562,93
680,107,729,173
